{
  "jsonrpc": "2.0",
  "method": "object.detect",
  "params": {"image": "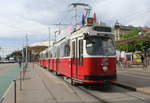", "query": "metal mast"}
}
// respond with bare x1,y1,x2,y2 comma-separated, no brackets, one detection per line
48,27,51,47
69,3,92,28
25,34,28,64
